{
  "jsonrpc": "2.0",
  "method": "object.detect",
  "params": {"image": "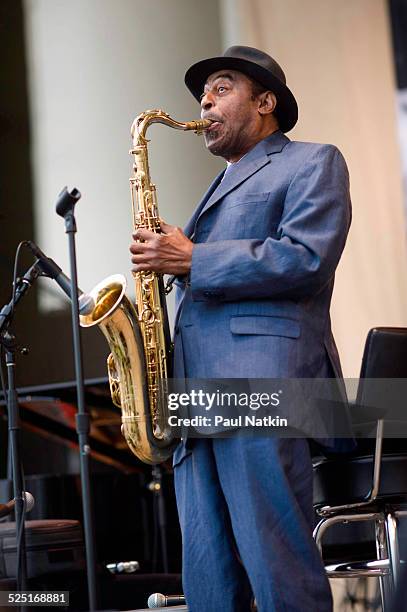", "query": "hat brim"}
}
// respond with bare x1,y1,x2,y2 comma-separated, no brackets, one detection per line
185,56,298,133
